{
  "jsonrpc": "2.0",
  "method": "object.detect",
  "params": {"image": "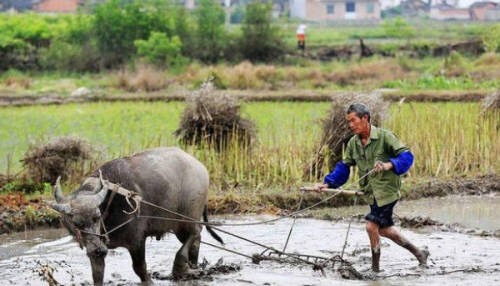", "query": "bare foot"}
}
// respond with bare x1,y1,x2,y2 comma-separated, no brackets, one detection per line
418,247,430,267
